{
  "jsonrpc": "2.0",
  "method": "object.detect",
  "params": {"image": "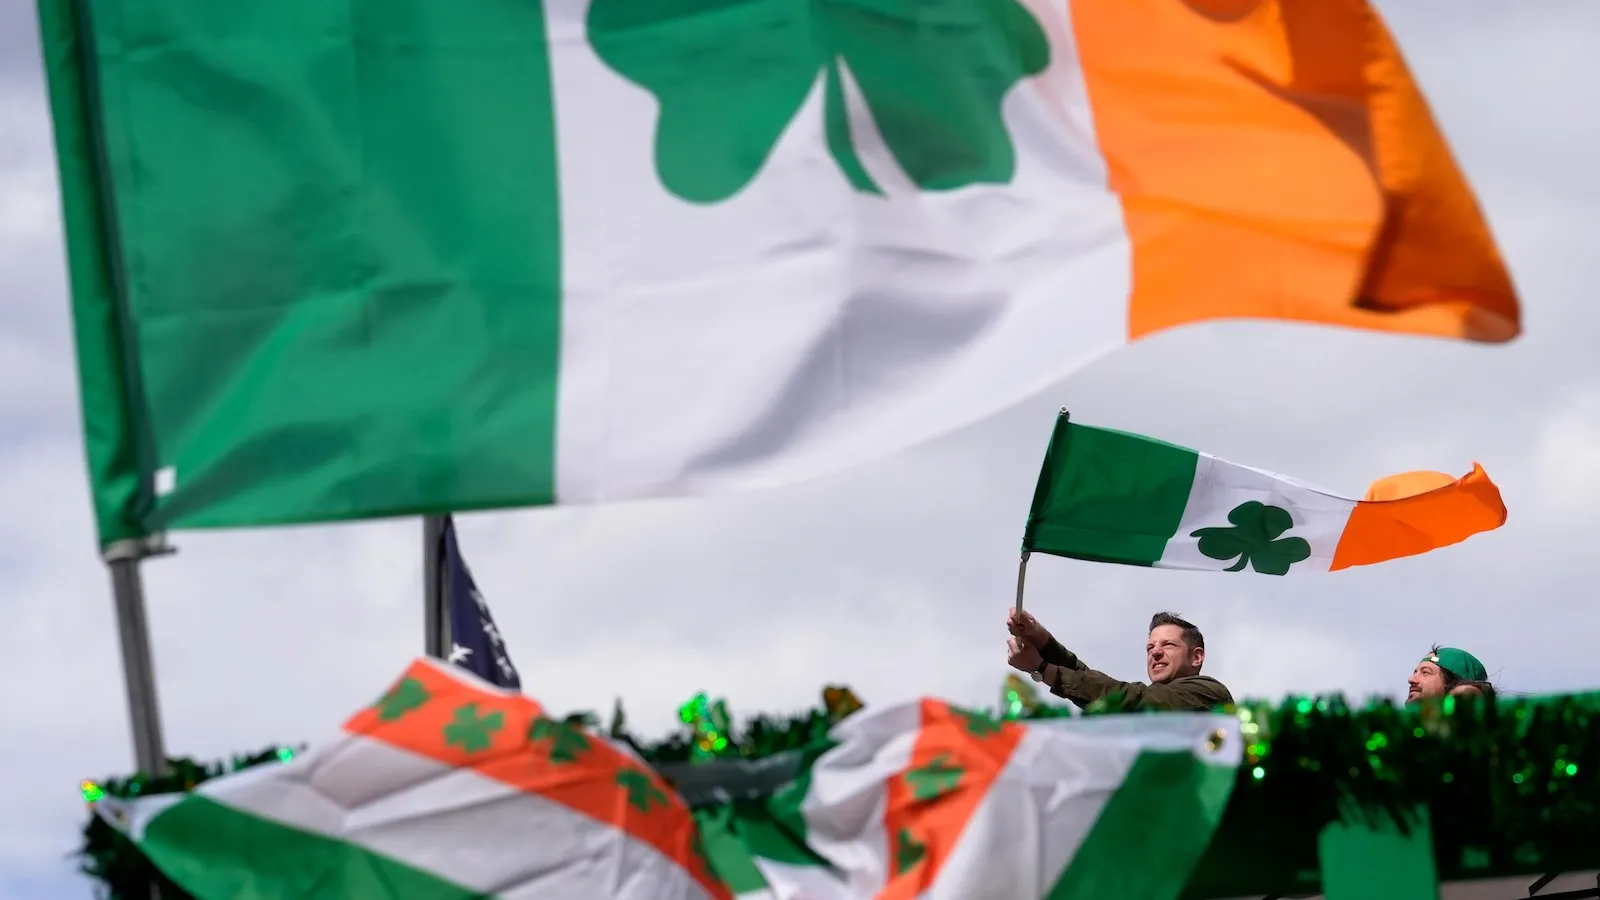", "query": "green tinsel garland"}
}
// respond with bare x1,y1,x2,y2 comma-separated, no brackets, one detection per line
80,690,1600,900
1182,691,1599,898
